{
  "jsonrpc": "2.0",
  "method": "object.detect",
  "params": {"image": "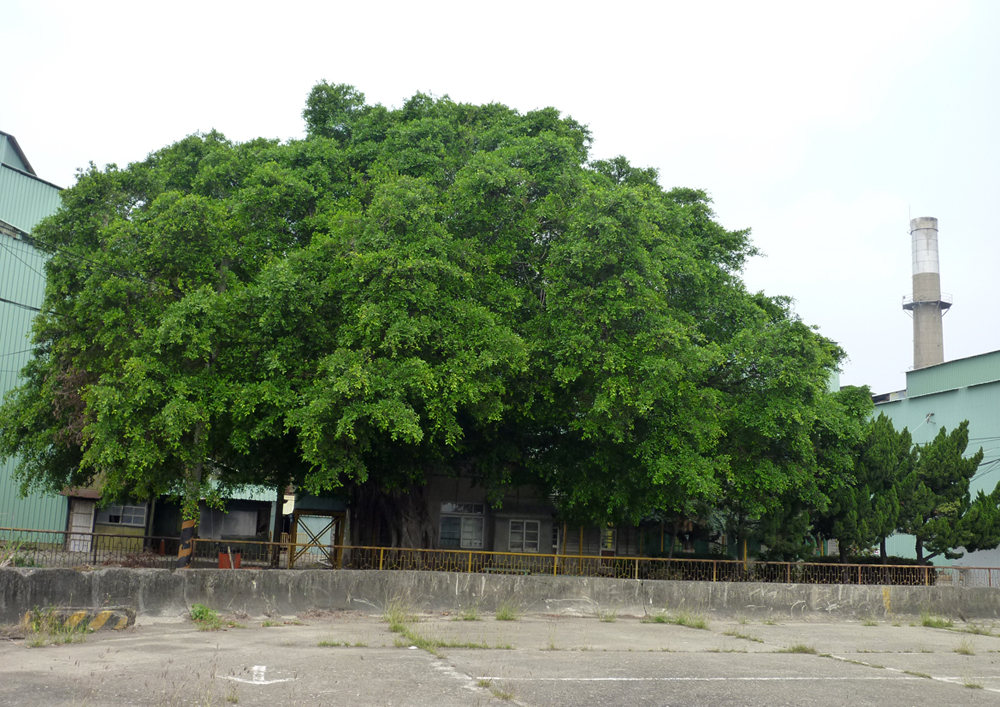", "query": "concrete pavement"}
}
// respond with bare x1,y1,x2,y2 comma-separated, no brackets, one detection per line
4,609,1000,706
